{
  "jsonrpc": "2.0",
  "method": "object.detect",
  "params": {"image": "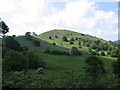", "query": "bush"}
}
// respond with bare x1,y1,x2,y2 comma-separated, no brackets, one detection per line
49,36,52,39
55,35,58,38
63,36,67,41
3,50,29,71
22,51,46,69
70,47,78,55
75,37,78,40
33,40,40,47
25,32,32,40
70,37,74,41
84,56,106,81
101,51,106,56
69,41,74,44
112,56,120,78
52,43,56,45
4,36,22,51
